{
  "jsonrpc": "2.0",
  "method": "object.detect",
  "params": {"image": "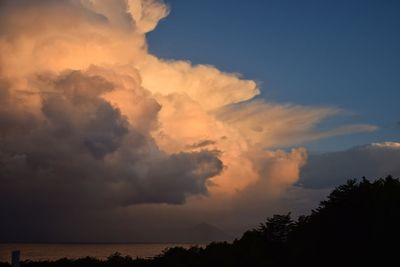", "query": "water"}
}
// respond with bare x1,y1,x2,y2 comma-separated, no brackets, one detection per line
0,243,199,262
